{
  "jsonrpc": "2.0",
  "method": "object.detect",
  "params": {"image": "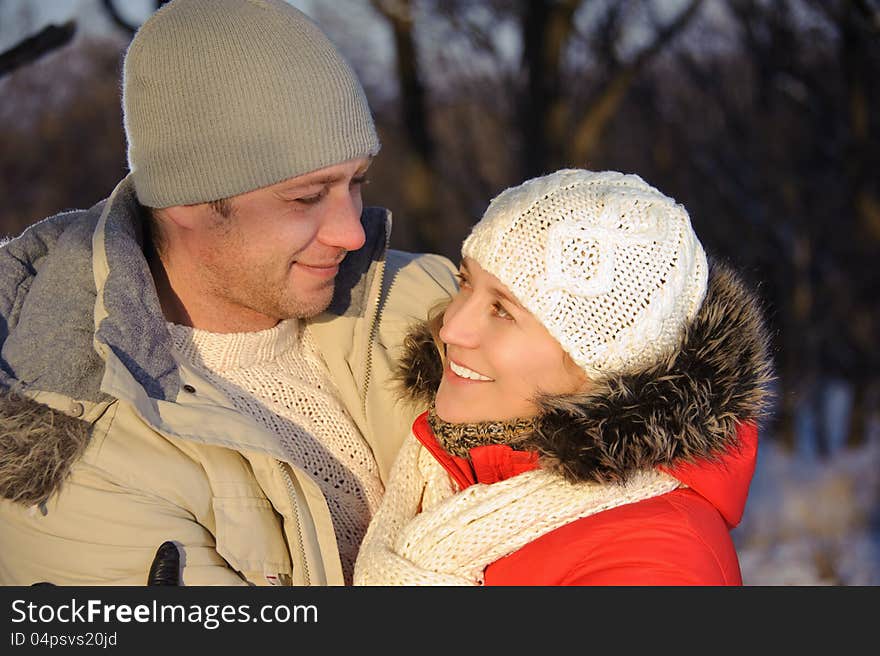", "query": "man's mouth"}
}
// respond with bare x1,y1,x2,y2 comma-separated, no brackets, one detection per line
294,261,339,278
293,252,346,278
299,261,339,269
